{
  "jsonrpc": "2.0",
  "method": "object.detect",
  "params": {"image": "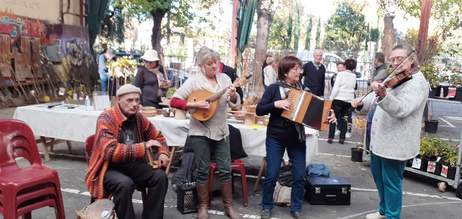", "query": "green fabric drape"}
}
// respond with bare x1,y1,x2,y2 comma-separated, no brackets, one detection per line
86,0,110,48
237,0,256,54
